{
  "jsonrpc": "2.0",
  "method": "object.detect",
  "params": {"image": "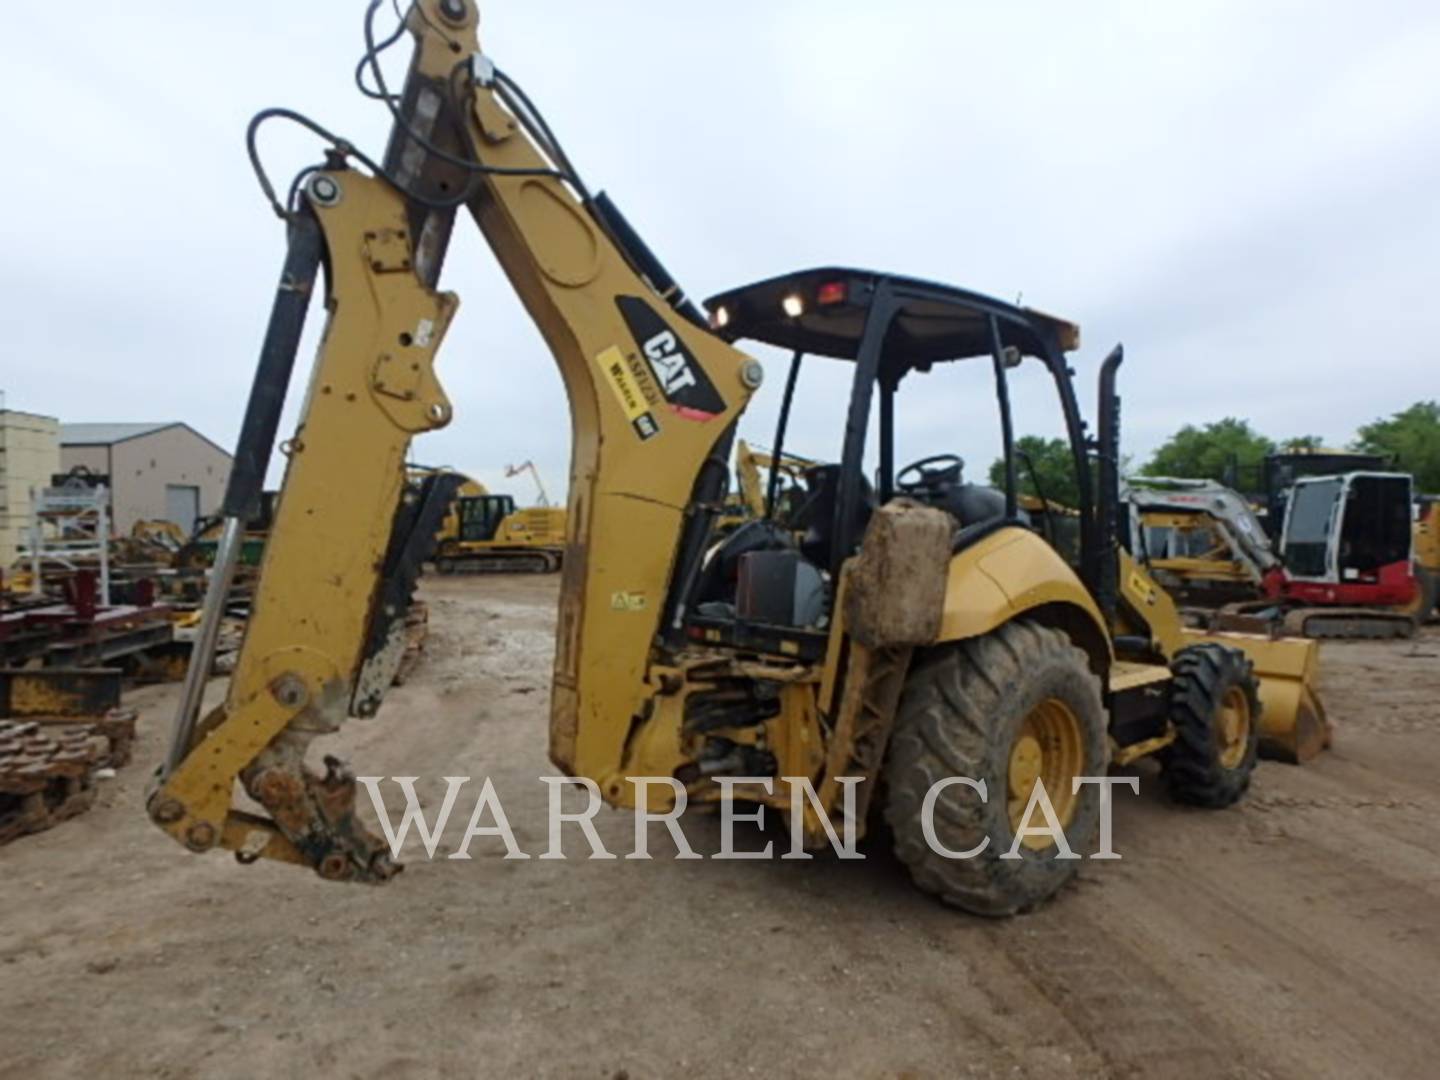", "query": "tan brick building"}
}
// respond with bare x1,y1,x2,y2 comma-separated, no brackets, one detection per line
60,423,231,534
0,409,61,566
